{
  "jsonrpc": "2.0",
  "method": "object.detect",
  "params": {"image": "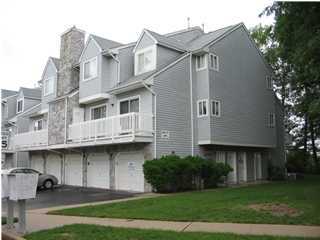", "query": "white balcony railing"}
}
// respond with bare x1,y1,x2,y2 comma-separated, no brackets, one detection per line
68,112,153,143
13,129,48,149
